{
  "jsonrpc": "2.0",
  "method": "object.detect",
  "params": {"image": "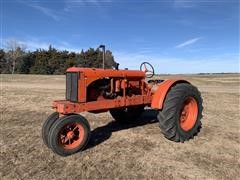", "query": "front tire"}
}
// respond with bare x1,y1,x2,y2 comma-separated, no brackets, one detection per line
158,83,203,142
48,114,91,156
42,112,59,148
